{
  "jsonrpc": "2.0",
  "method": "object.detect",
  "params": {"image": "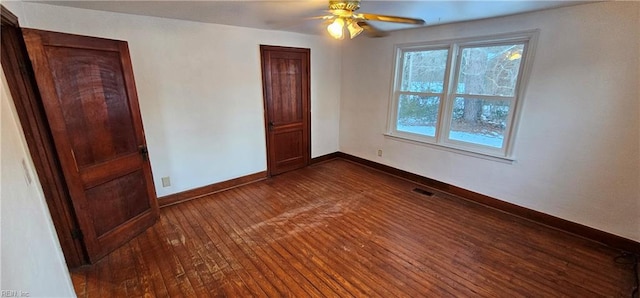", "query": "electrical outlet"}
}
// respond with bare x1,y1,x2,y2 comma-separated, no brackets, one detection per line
377,149,383,157
161,176,171,187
